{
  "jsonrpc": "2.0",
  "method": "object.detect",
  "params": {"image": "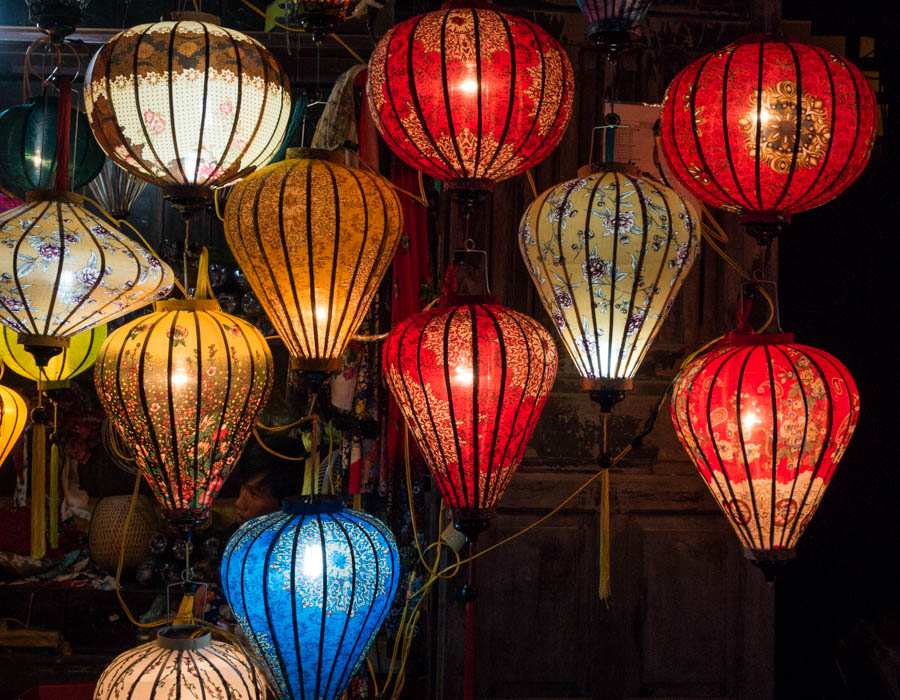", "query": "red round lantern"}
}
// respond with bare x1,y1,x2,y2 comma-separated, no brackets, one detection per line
661,35,876,239
383,295,558,539
366,0,574,192
671,332,859,575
